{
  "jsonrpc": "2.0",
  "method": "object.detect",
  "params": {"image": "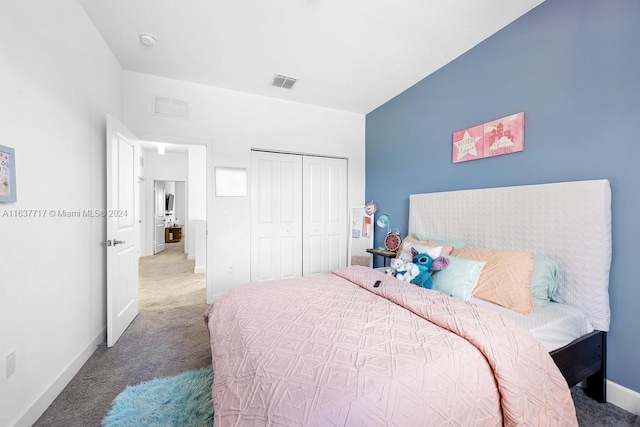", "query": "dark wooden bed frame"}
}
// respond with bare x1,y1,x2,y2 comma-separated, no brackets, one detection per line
550,330,607,402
